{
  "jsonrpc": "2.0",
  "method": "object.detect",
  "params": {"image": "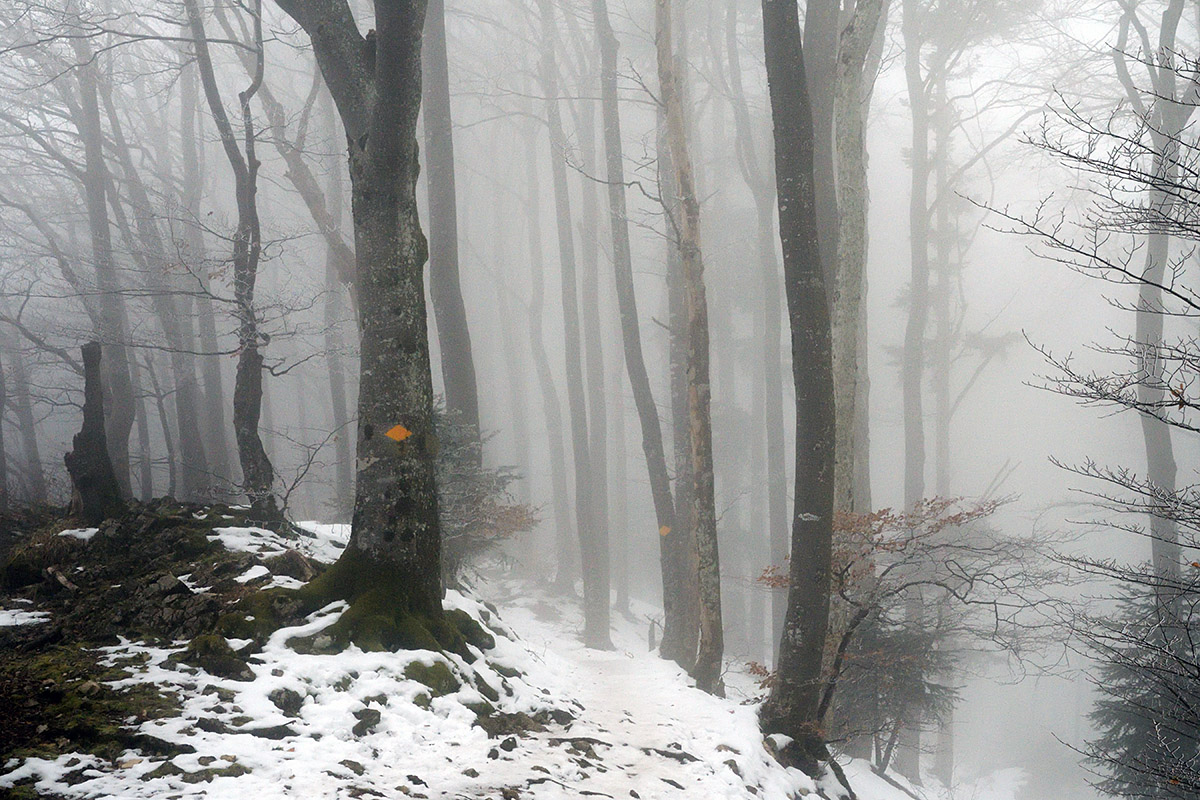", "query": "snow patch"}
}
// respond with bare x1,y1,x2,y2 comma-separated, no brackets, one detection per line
58,528,99,542
0,608,51,627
